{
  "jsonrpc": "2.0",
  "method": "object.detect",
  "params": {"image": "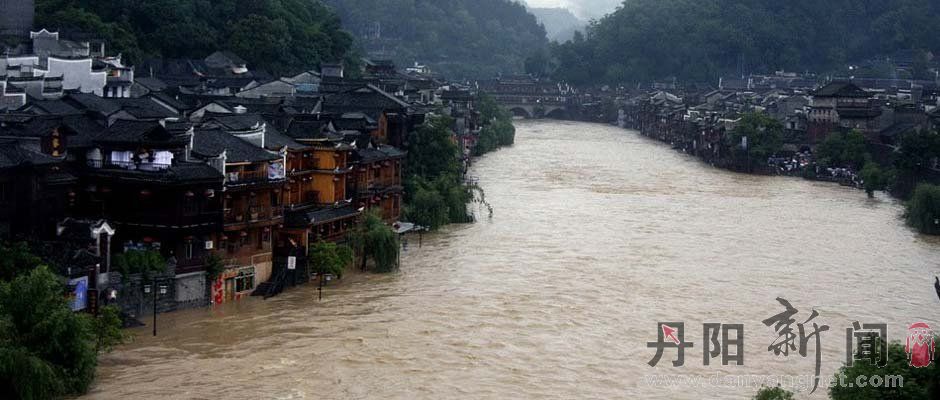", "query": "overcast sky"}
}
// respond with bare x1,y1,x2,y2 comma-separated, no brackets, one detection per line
524,0,621,20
